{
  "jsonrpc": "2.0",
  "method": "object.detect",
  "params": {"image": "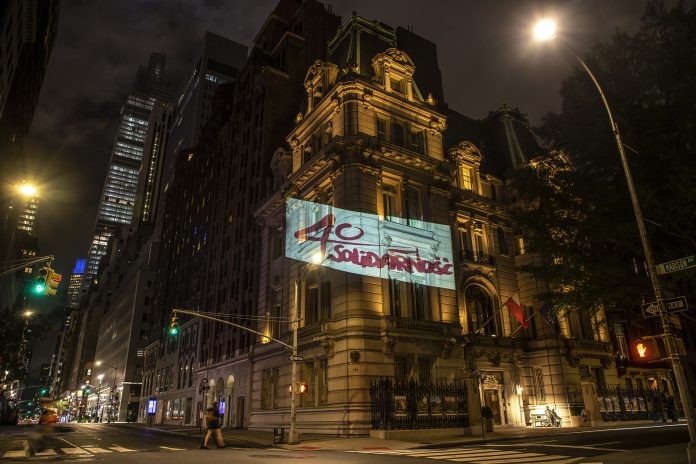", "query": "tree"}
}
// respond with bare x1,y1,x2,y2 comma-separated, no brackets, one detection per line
512,1,696,316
